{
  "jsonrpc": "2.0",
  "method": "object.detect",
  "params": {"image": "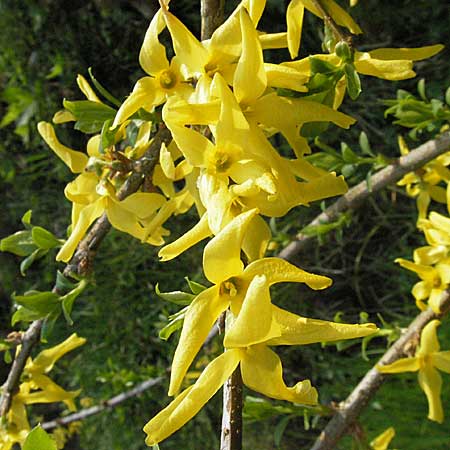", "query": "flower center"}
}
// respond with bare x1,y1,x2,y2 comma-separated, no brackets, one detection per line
158,69,178,90
220,277,240,297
